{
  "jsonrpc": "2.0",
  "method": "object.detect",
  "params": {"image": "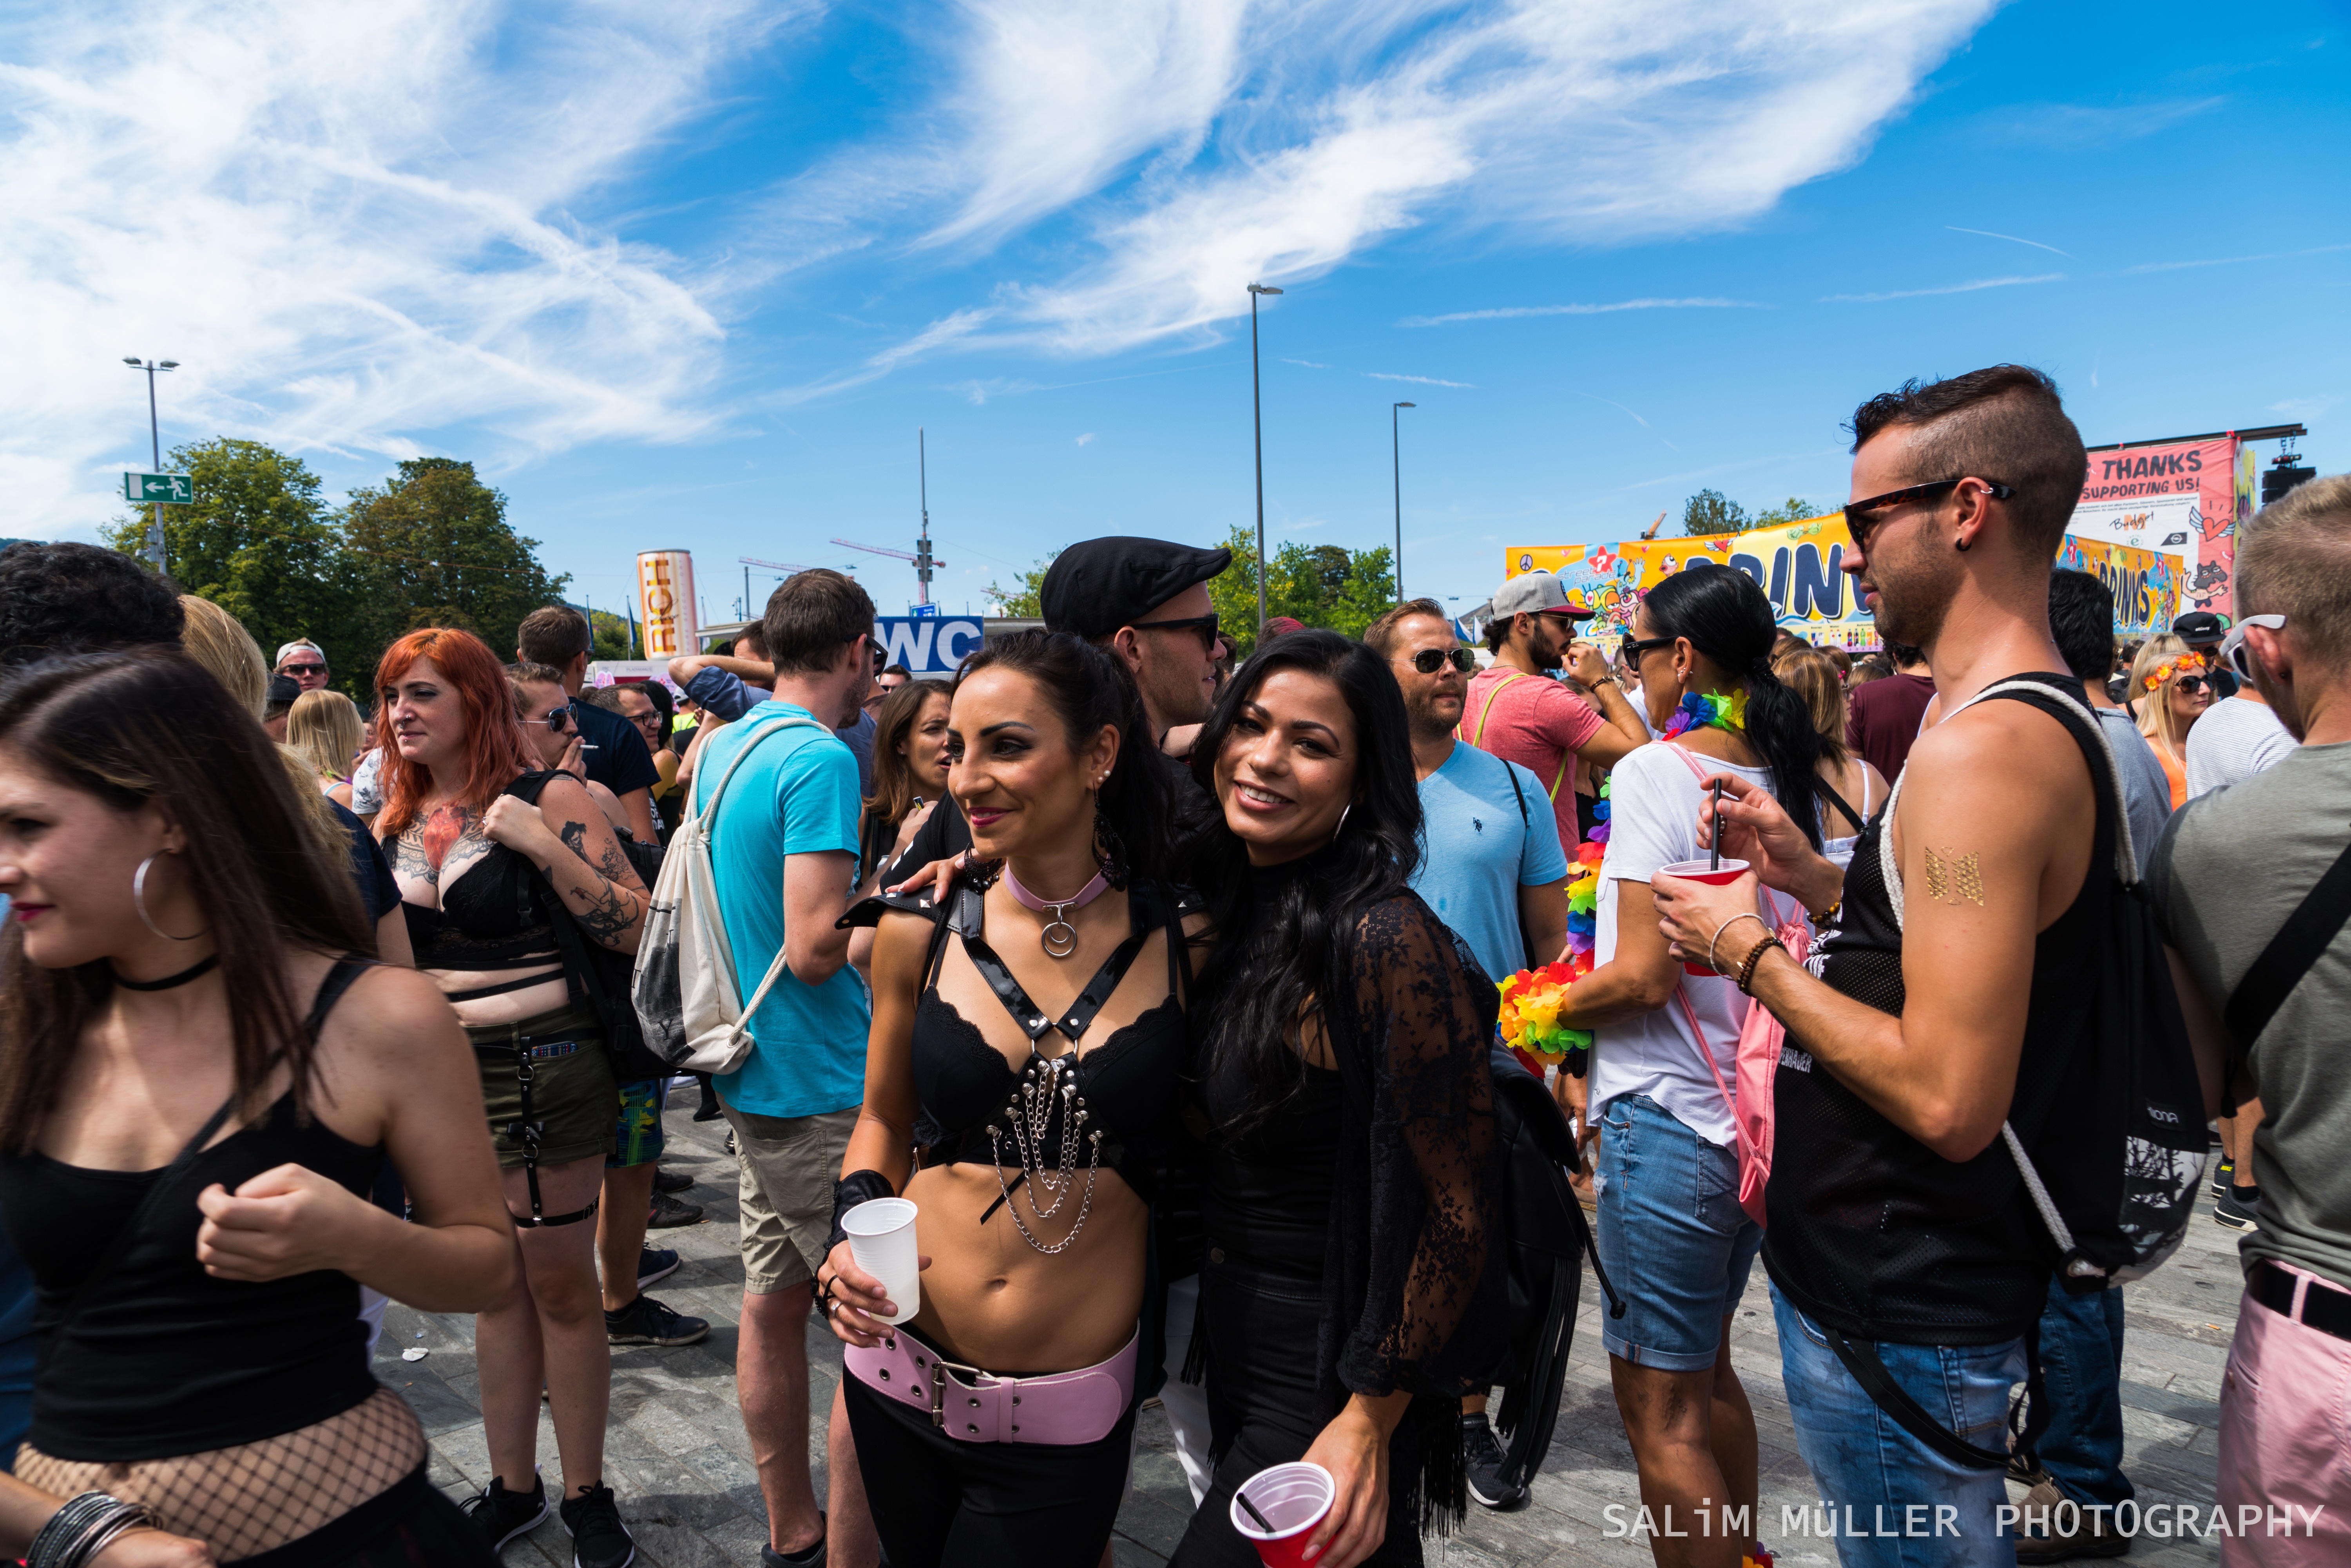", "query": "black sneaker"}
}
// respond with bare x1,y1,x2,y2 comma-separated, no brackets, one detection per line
653,1165,693,1194
2216,1185,2262,1232
606,1293,710,1347
1460,1411,1527,1510
462,1471,550,1553
2211,1156,2234,1200
637,1247,681,1290
761,1513,827,1566
647,1190,704,1229
559,1482,636,1568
